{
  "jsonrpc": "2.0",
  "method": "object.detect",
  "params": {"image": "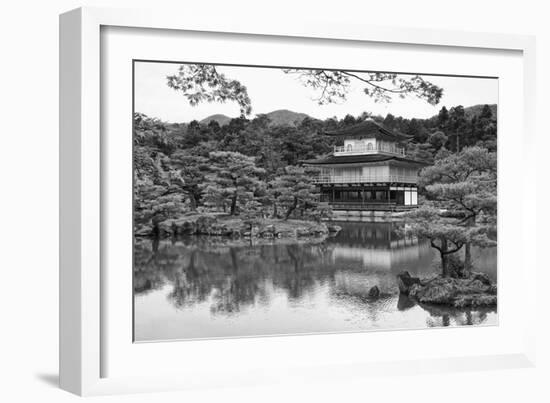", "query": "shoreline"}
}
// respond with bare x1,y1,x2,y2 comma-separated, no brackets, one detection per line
136,213,342,240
